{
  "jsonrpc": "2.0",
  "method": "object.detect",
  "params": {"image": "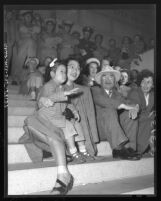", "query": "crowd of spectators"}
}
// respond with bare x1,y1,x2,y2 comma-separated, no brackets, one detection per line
6,9,155,195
